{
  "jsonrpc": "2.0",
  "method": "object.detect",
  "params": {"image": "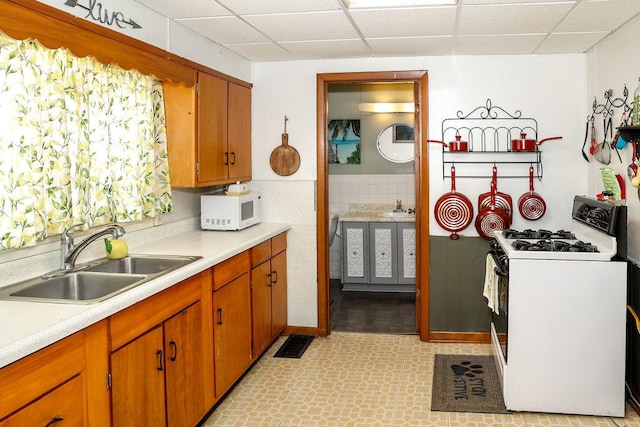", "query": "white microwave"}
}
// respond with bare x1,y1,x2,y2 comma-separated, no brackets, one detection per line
200,192,261,231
